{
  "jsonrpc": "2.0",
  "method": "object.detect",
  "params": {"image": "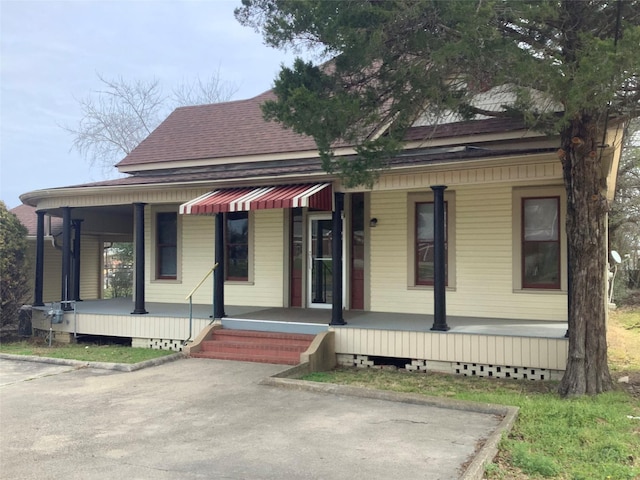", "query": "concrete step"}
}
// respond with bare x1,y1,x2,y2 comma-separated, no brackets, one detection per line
191,350,301,365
